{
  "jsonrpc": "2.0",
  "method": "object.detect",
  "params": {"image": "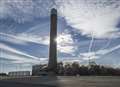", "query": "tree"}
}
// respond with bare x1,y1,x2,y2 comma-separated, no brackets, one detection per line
72,62,80,75
57,62,64,75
